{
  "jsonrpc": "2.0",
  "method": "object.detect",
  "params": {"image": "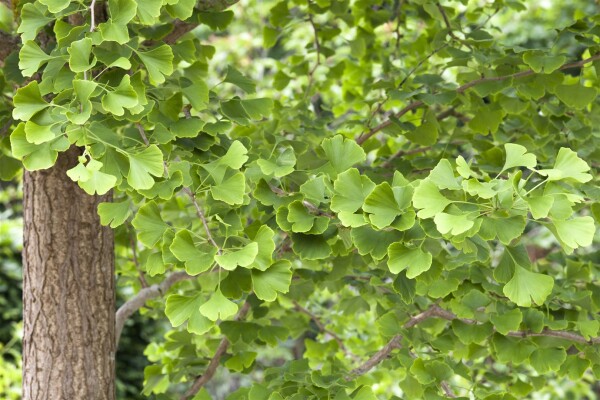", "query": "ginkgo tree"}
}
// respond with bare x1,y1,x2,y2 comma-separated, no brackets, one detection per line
1,0,599,399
